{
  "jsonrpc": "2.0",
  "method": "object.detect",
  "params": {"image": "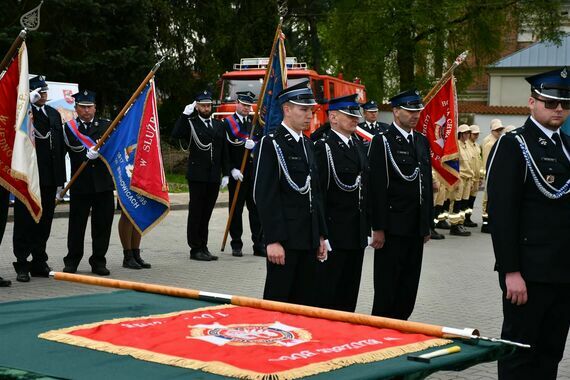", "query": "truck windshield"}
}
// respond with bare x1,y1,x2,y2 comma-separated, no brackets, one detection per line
221,77,308,102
